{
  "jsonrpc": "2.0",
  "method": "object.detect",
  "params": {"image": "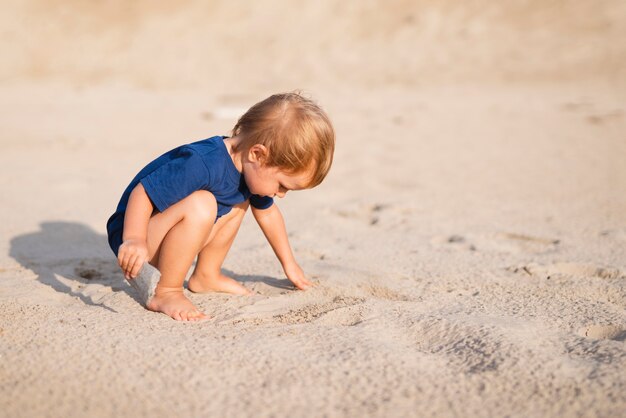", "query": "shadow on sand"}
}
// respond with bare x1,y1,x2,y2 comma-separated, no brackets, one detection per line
223,268,295,291
9,221,126,312
9,221,291,311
